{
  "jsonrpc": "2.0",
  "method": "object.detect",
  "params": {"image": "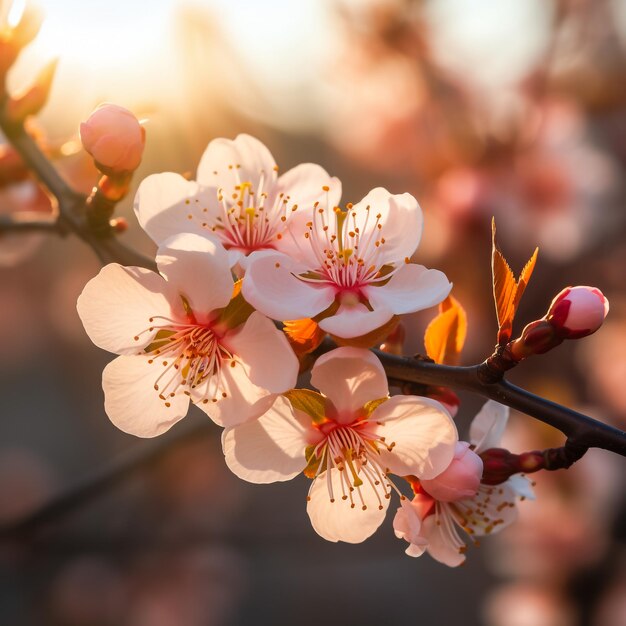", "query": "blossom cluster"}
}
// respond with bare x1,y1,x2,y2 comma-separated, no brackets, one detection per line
77,134,532,564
